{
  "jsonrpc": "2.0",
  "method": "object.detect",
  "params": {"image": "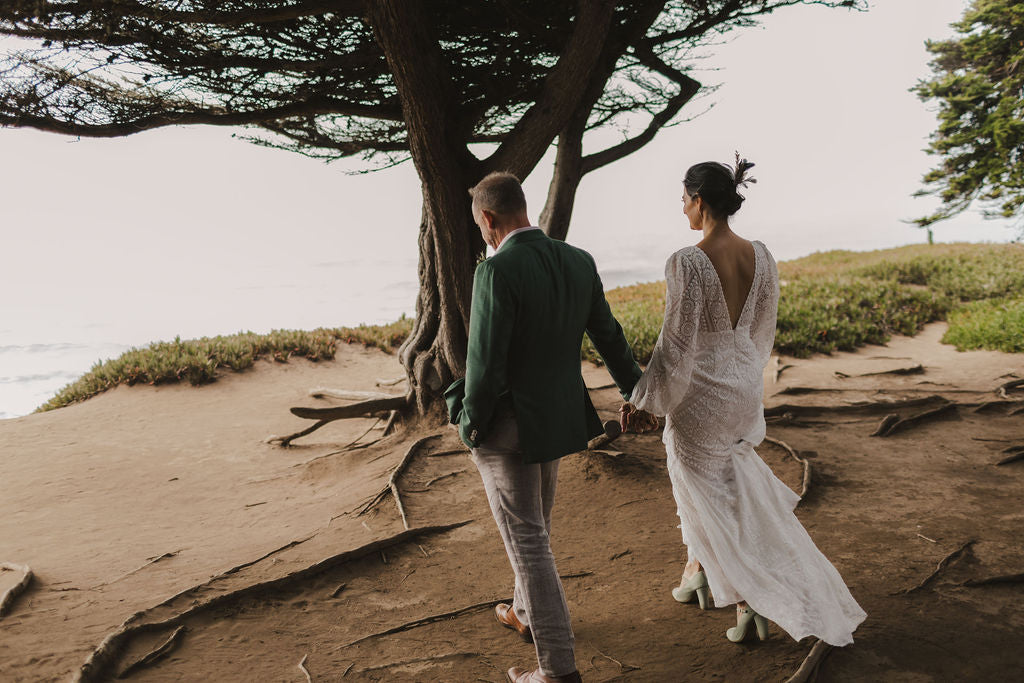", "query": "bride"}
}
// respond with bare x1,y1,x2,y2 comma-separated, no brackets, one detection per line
622,156,866,646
